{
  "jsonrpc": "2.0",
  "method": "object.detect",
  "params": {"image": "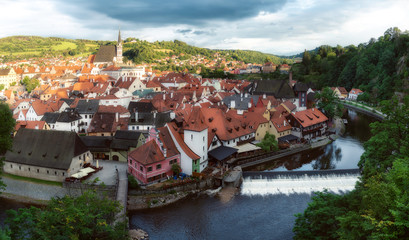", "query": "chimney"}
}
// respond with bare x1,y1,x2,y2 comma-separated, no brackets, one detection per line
115,112,119,122
163,94,166,101
248,102,252,109
163,148,167,158
263,93,266,99
284,120,287,127
35,124,39,129
230,100,236,109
